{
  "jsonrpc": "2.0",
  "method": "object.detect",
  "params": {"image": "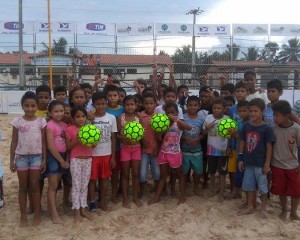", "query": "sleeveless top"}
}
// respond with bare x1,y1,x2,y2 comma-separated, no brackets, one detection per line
160,122,182,154
120,113,140,147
